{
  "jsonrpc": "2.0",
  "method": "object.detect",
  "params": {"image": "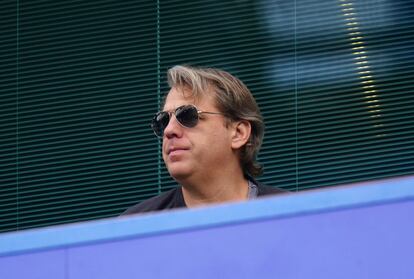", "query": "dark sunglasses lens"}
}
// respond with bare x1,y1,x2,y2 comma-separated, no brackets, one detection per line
152,112,170,137
176,106,199,127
